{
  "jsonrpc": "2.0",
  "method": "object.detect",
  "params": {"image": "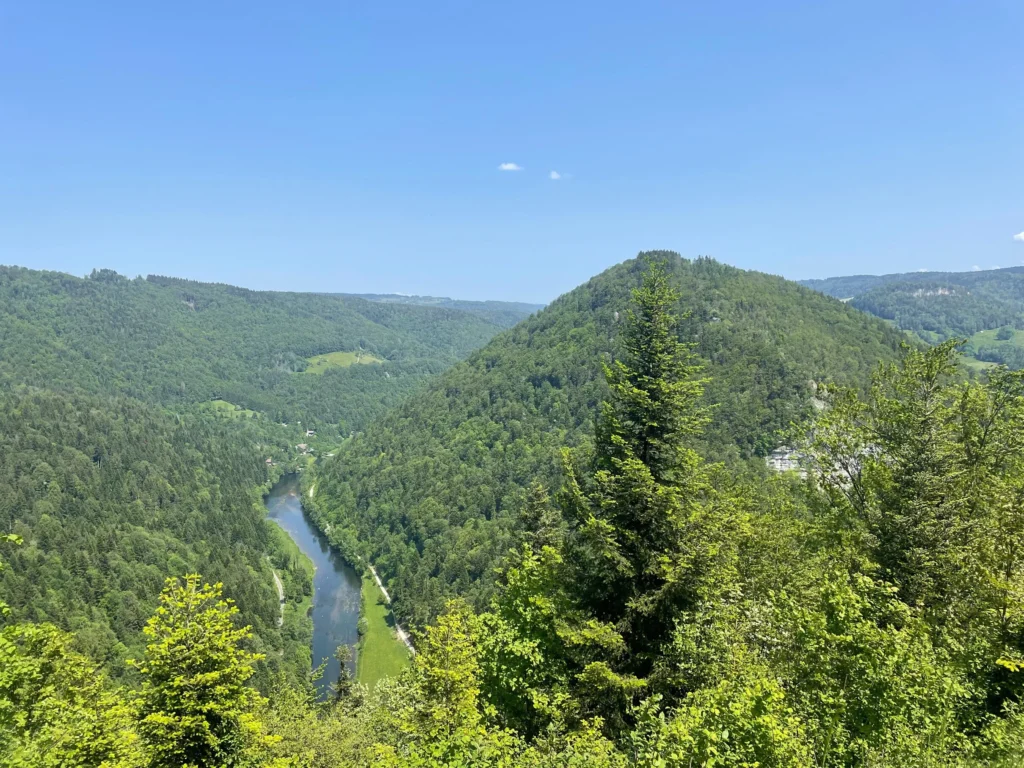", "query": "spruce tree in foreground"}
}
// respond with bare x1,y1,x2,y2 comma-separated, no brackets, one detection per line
560,259,746,678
